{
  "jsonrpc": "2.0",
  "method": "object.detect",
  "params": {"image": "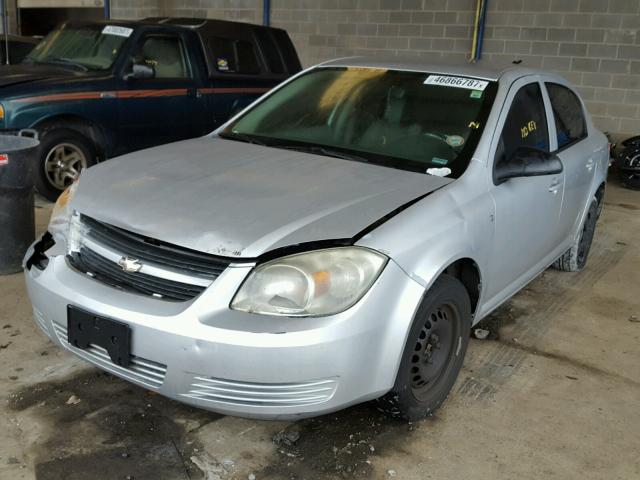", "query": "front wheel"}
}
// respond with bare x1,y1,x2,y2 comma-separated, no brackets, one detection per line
35,128,97,201
378,274,471,420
